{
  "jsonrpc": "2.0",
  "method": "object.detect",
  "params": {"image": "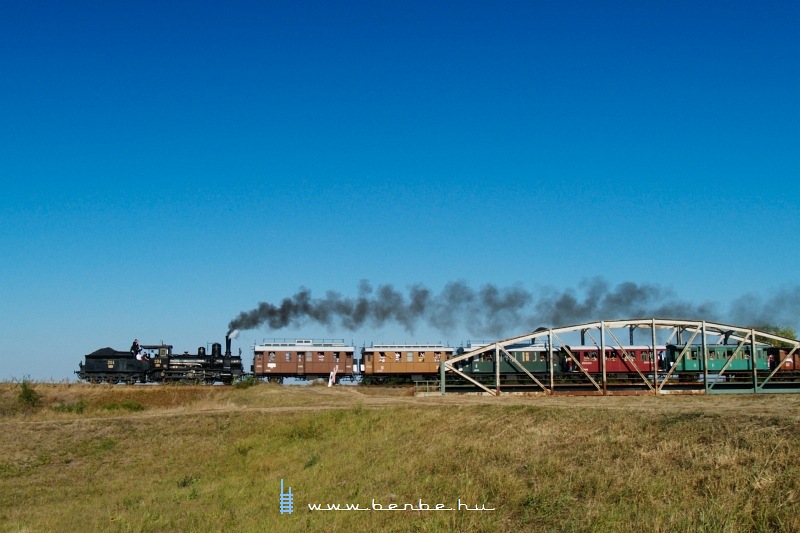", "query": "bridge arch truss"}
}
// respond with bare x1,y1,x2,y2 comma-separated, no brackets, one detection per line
441,318,800,396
